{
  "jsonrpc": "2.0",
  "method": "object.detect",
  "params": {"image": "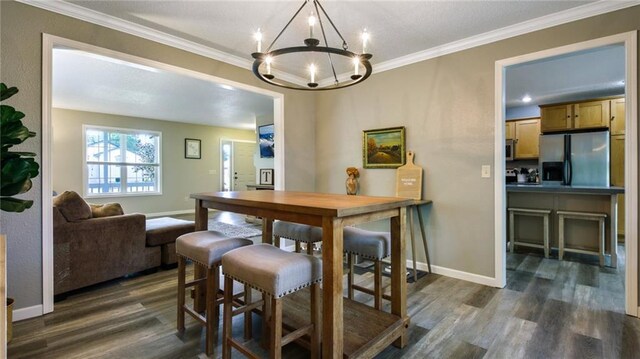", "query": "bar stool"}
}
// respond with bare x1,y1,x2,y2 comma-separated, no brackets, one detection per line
508,207,552,258
176,231,253,355
273,220,322,254
558,210,607,267
343,227,391,311
221,243,322,359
